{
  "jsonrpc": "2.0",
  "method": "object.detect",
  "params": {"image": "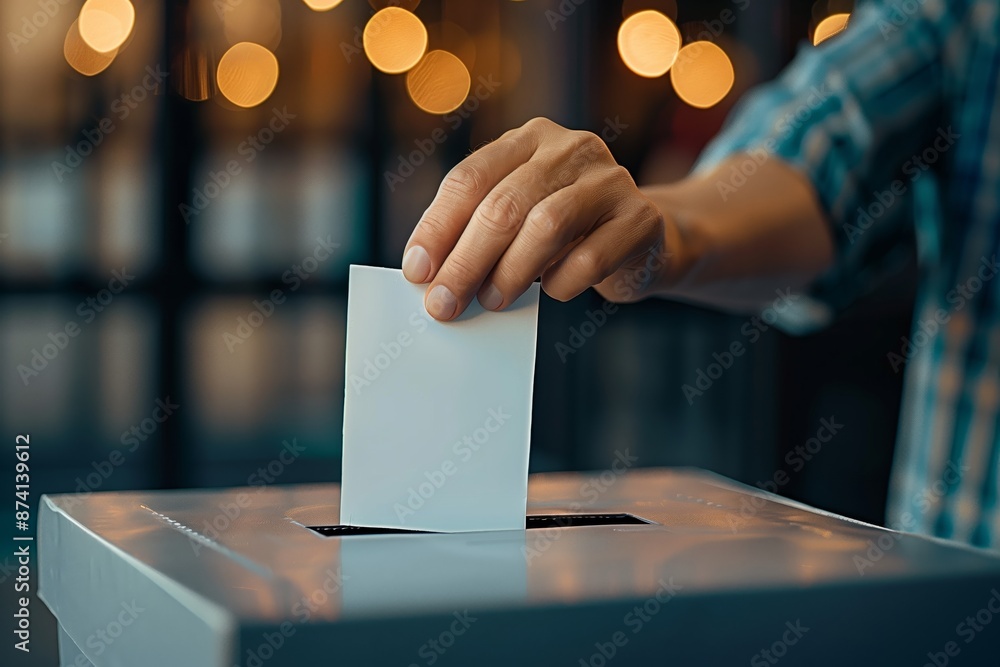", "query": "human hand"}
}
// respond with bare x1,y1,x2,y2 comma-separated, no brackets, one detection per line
401,117,671,320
